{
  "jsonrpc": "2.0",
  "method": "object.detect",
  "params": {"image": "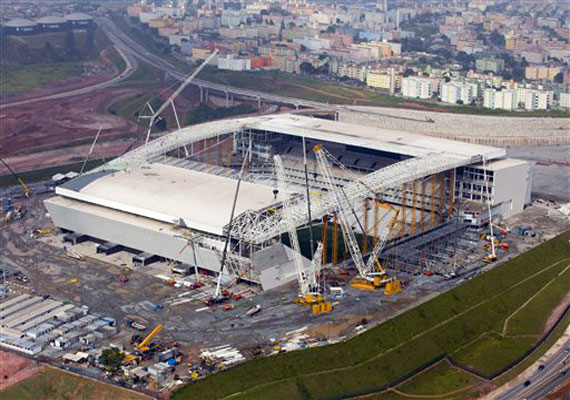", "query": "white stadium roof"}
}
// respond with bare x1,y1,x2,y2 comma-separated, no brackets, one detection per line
250,114,506,160
56,163,288,236
100,114,505,172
